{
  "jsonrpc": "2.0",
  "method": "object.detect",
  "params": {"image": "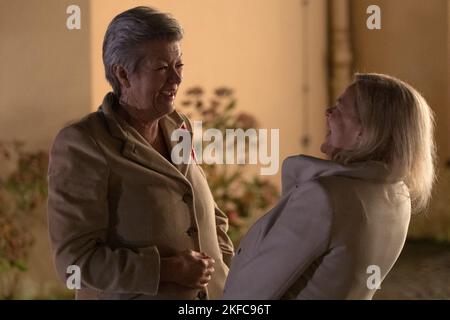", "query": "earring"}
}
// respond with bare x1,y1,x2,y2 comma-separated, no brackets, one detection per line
119,94,129,106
